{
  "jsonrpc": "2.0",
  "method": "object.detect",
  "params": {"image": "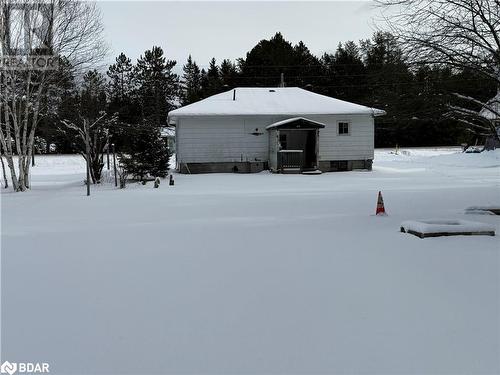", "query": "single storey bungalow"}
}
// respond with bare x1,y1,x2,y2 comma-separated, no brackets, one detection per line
168,87,385,173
